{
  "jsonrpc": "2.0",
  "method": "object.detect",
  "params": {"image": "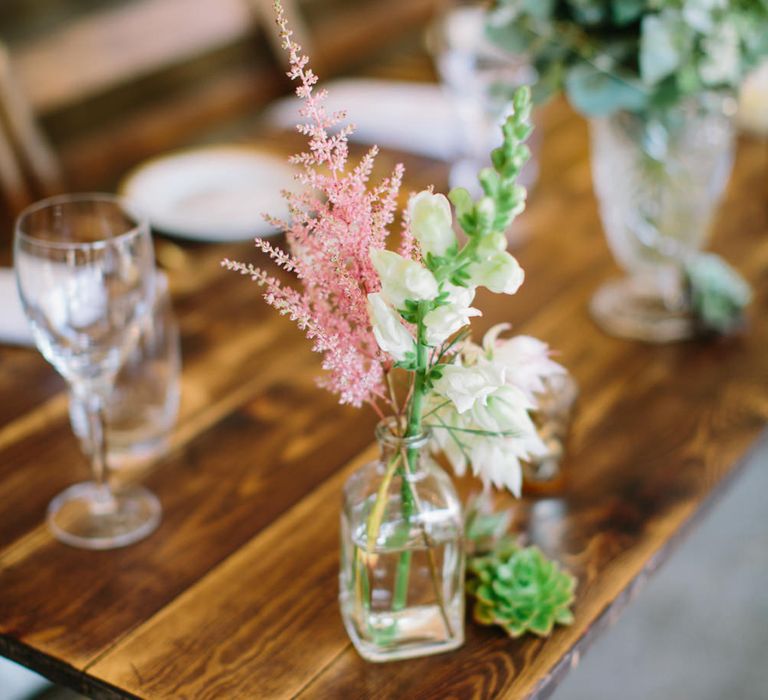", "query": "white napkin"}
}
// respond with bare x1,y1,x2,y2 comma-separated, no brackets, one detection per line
0,267,33,346
264,79,464,161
